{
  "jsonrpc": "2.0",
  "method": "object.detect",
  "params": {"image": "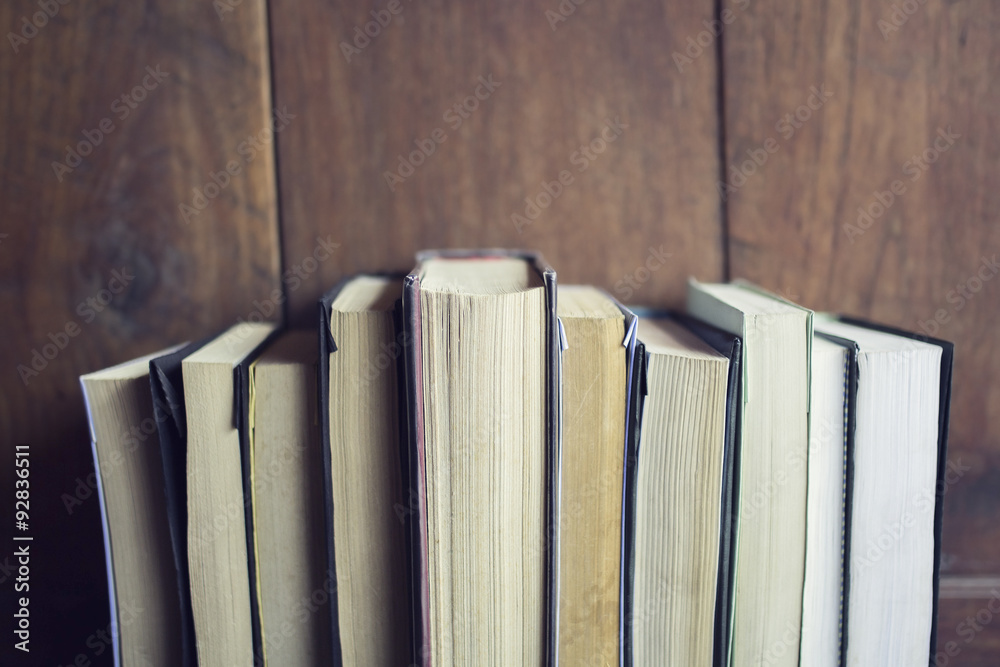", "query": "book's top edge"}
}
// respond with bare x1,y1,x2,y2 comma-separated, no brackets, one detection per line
319,271,409,309
836,314,955,350
813,332,854,355
253,330,317,366
814,330,859,354
557,285,626,320
638,316,729,361
408,250,549,295
693,278,813,316
183,322,278,366
80,342,188,382
412,248,553,275
818,316,944,354
329,276,402,313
